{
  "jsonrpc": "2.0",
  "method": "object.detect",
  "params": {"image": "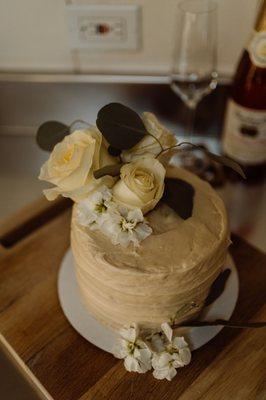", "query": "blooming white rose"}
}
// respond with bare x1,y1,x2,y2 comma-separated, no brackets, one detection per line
122,112,176,162
39,128,116,202
112,155,166,215
114,324,152,374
